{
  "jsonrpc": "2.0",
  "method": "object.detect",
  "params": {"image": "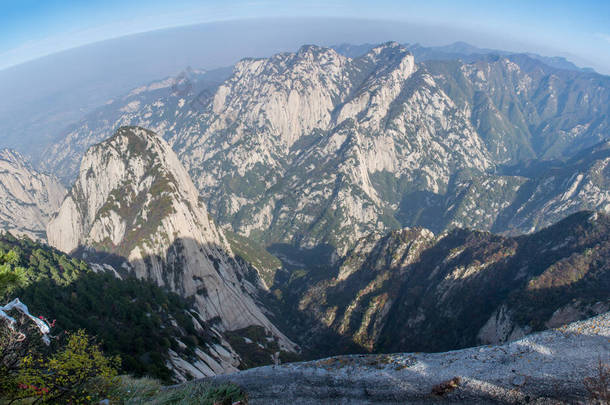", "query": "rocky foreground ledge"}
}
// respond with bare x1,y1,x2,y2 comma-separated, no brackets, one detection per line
193,313,609,404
